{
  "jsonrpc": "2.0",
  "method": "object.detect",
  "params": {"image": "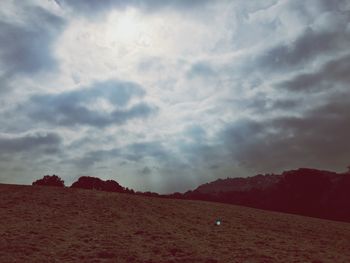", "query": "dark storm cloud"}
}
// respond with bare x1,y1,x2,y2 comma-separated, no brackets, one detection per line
221,92,350,172
22,80,157,127
54,0,209,15
221,0,350,173
0,132,62,157
0,6,65,86
278,54,350,92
